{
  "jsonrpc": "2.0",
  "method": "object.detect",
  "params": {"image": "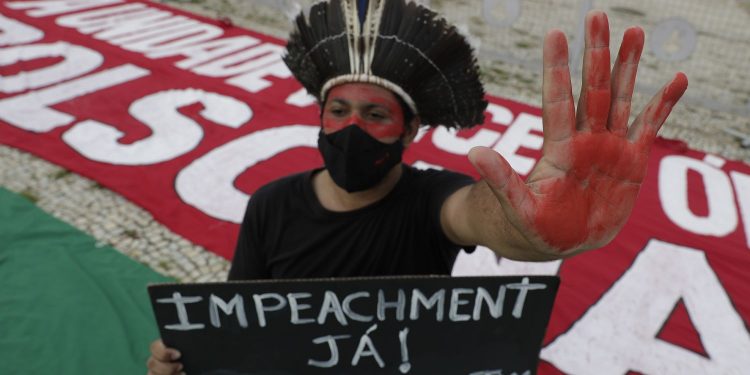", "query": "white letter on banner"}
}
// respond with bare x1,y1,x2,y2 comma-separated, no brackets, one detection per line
0,64,149,132
131,24,224,56
86,9,174,40
151,36,261,68
120,21,223,55
0,14,44,46
62,89,251,165
491,112,543,175
175,125,319,223
431,103,511,155
452,246,562,277
56,4,160,34
286,87,317,108
730,171,750,249
226,61,293,94
541,239,750,374
485,102,514,126
6,0,122,17
192,43,284,77
110,17,198,46
432,127,500,155
0,42,103,94
659,155,738,236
